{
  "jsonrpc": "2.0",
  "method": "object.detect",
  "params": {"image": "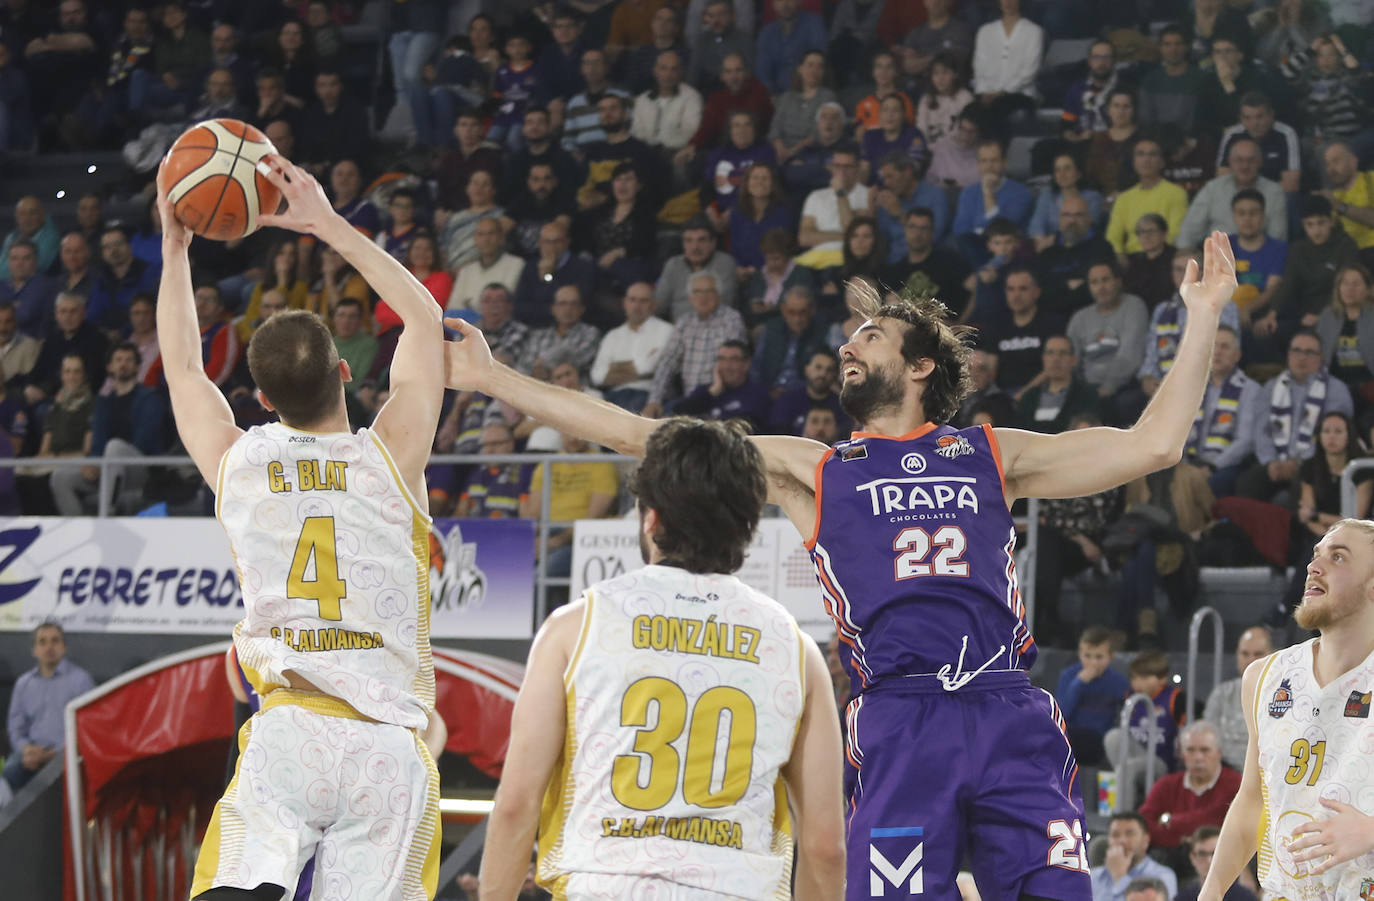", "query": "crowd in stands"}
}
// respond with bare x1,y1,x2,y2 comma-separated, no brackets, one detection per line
0,0,1371,650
